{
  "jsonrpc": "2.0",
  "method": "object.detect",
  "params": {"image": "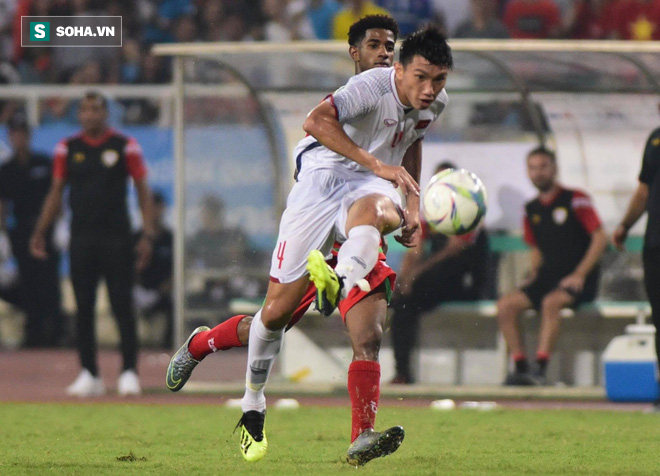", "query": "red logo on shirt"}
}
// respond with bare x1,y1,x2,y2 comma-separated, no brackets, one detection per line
384,119,397,127
415,120,431,130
